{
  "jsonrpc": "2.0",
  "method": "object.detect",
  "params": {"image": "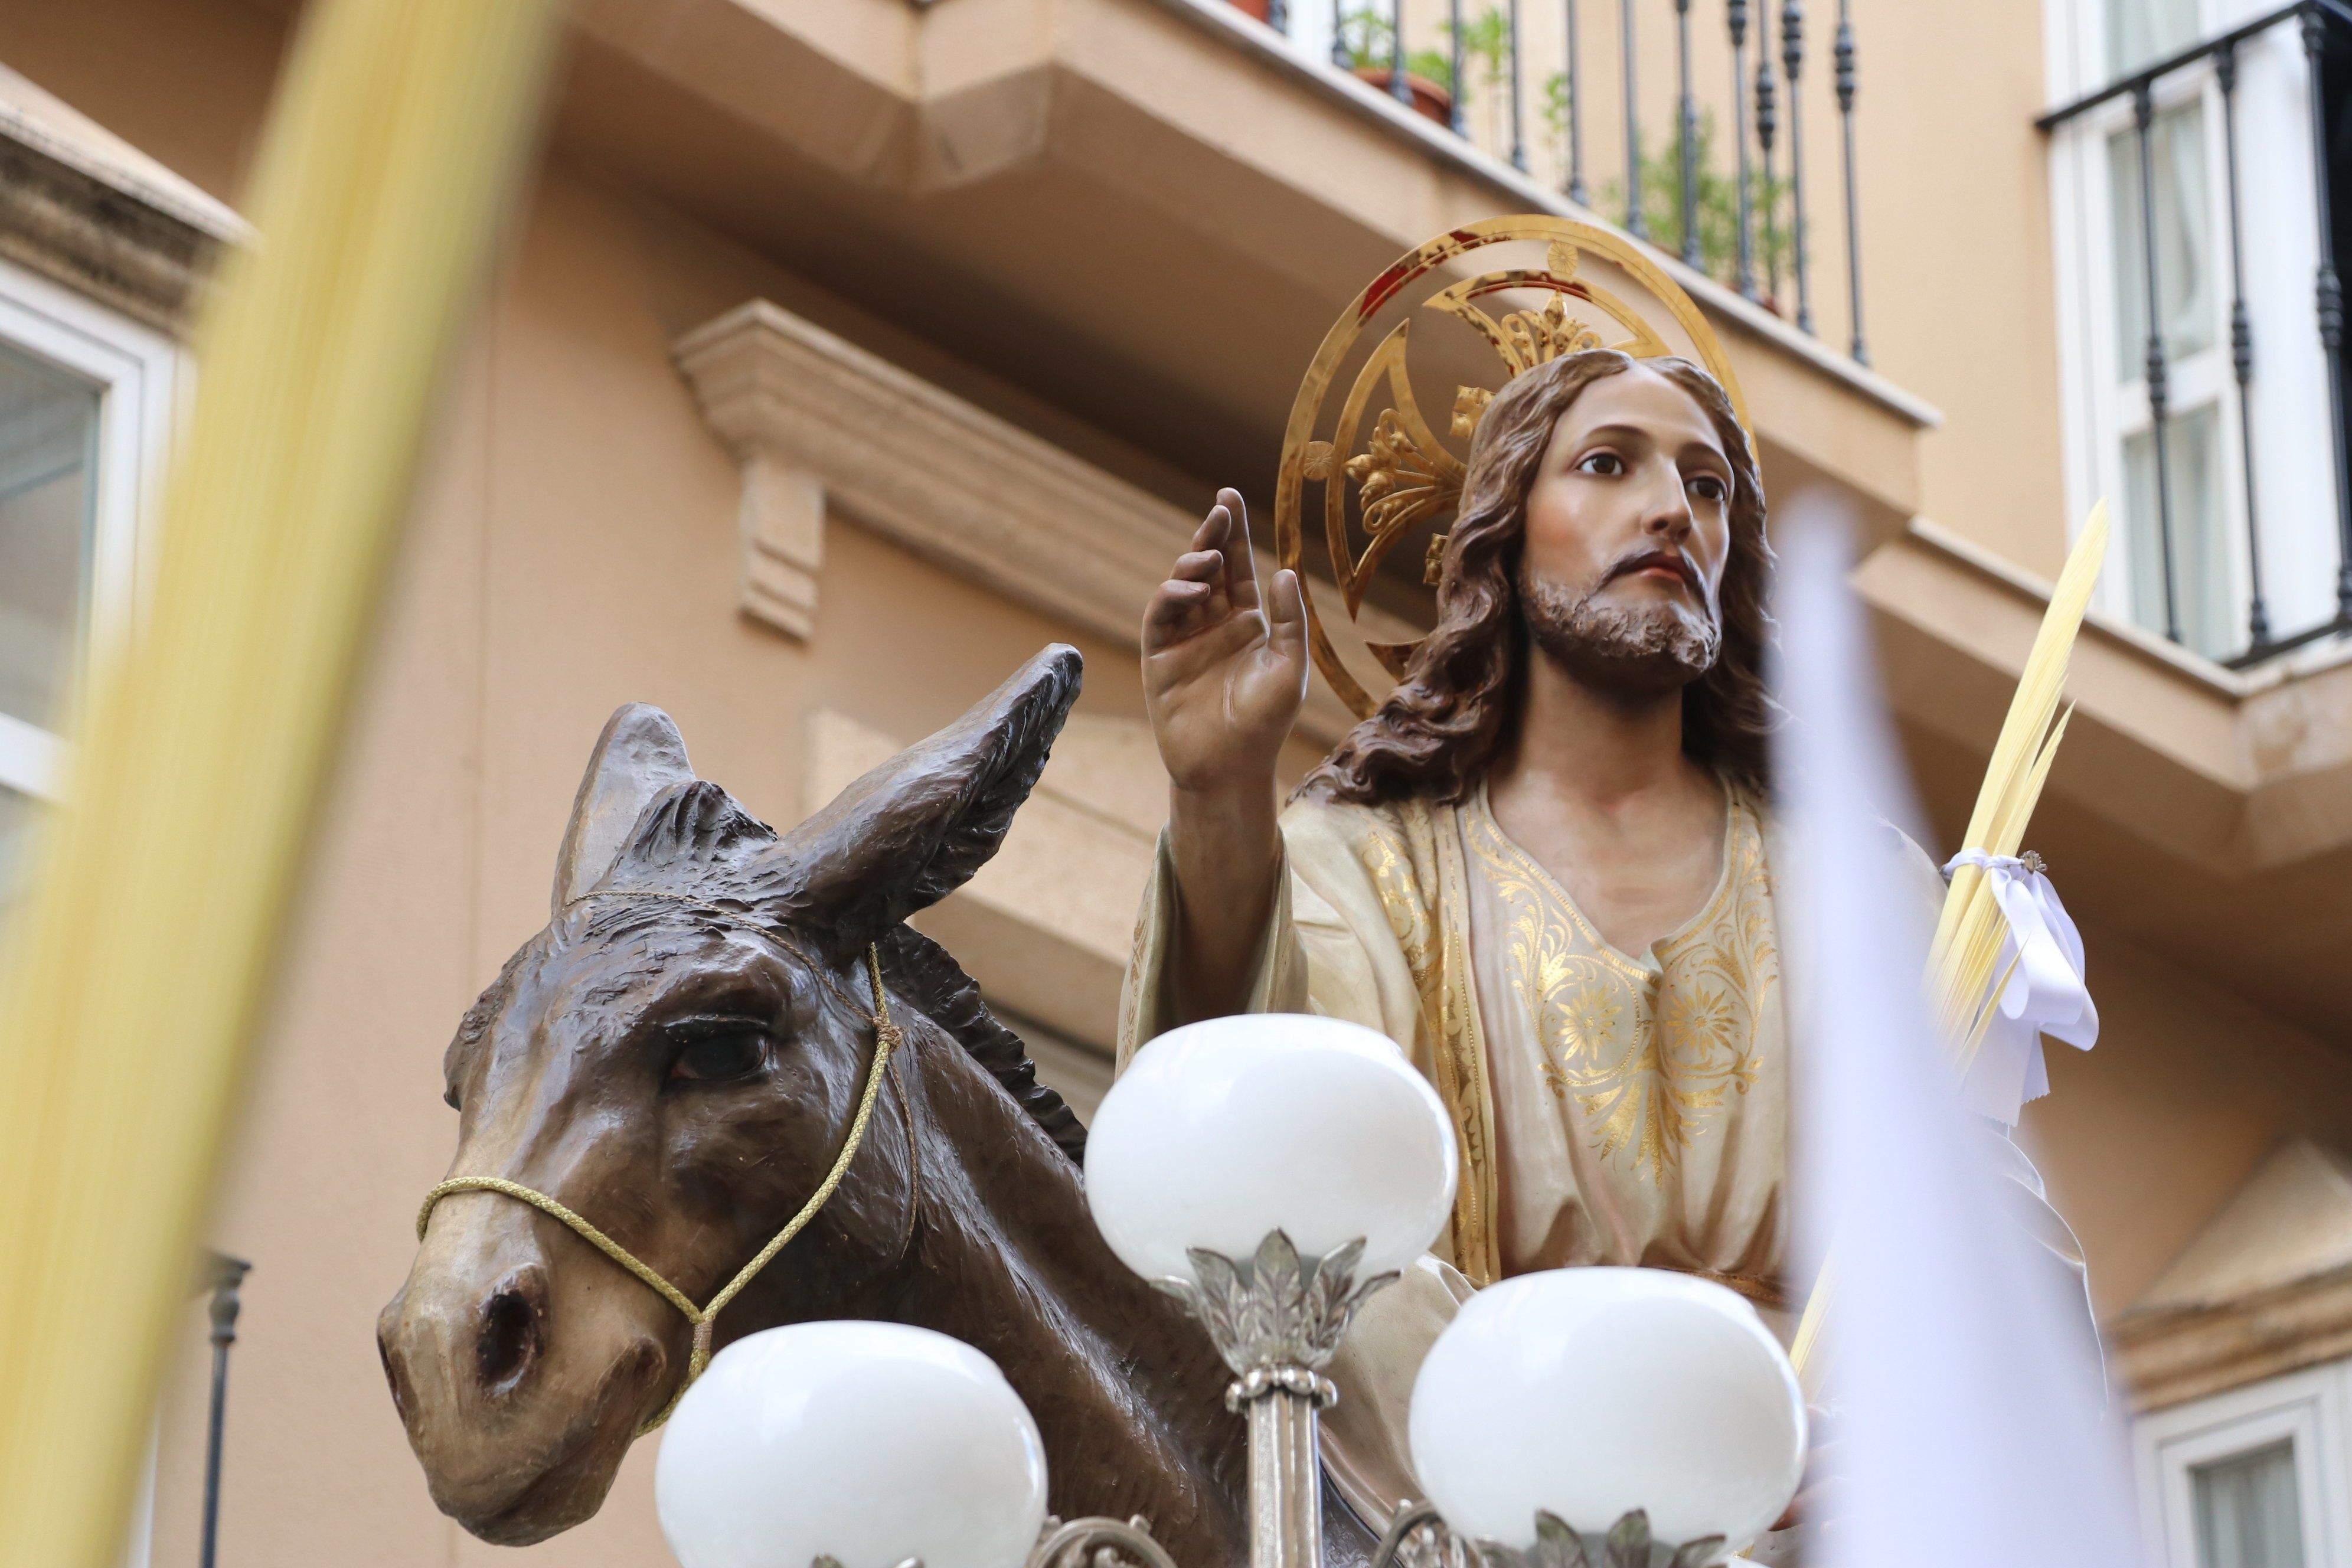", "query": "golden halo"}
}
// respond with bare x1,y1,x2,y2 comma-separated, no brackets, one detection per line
1275,215,1750,719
